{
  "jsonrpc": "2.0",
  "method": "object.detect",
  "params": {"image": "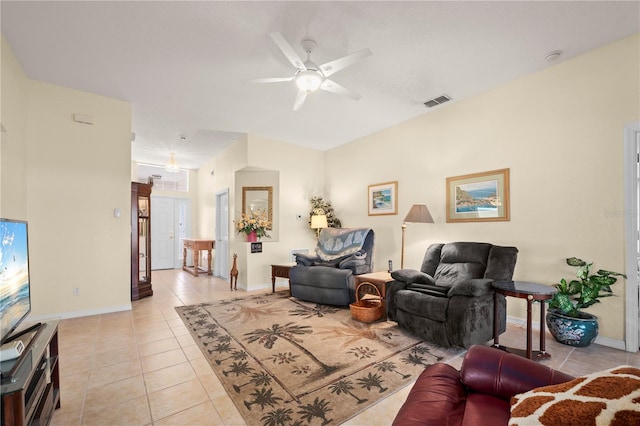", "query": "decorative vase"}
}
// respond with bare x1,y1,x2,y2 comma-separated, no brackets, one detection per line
545,308,599,347
246,230,258,242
